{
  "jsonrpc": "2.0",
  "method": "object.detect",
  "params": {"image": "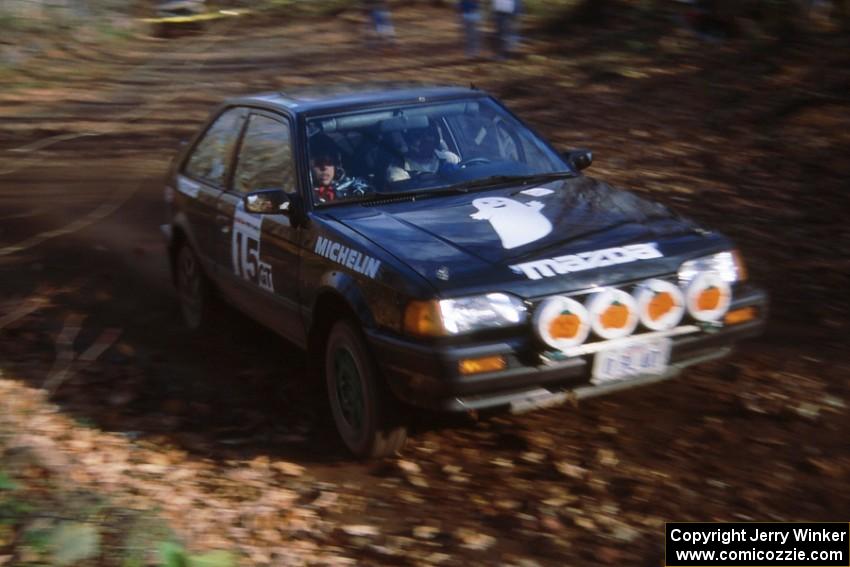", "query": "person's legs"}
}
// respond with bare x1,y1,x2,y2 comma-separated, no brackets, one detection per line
508,14,520,53
364,9,380,46
504,13,516,55
495,12,511,58
375,9,395,40
463,11,480,56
